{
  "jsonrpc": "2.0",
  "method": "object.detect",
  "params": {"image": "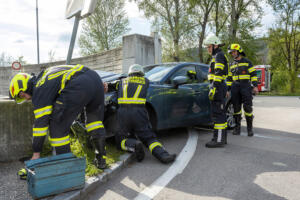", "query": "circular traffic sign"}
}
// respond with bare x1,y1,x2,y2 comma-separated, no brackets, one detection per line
12,61,22,70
